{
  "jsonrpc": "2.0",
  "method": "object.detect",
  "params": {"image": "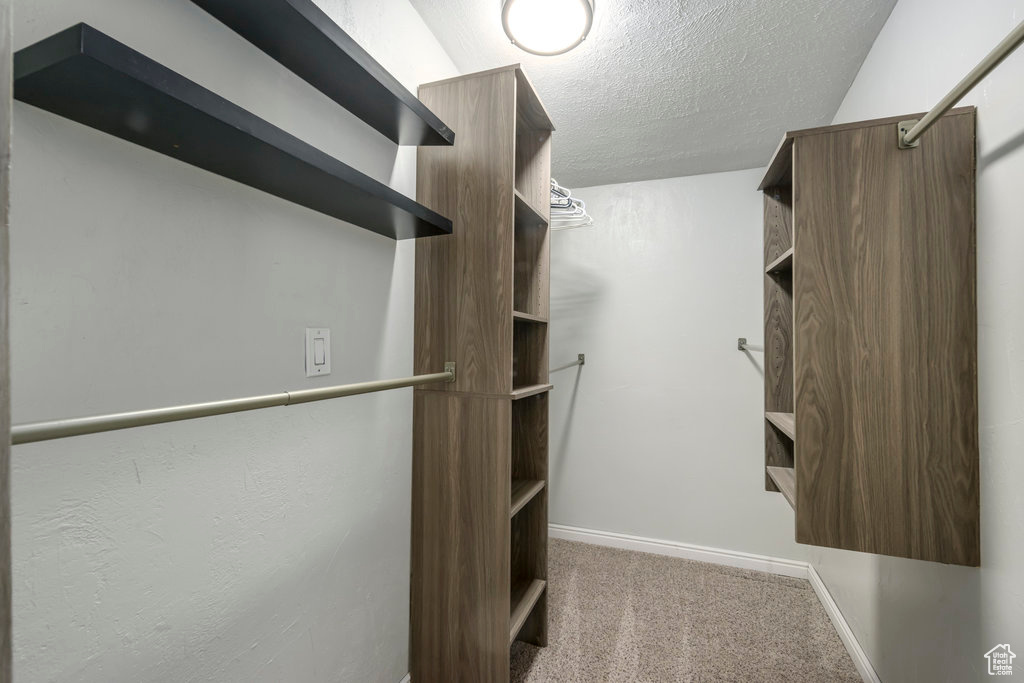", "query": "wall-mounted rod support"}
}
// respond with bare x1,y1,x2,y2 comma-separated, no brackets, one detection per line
738,338,764,352
11,364,457,445
899,18,1024,148
550,353,585,373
